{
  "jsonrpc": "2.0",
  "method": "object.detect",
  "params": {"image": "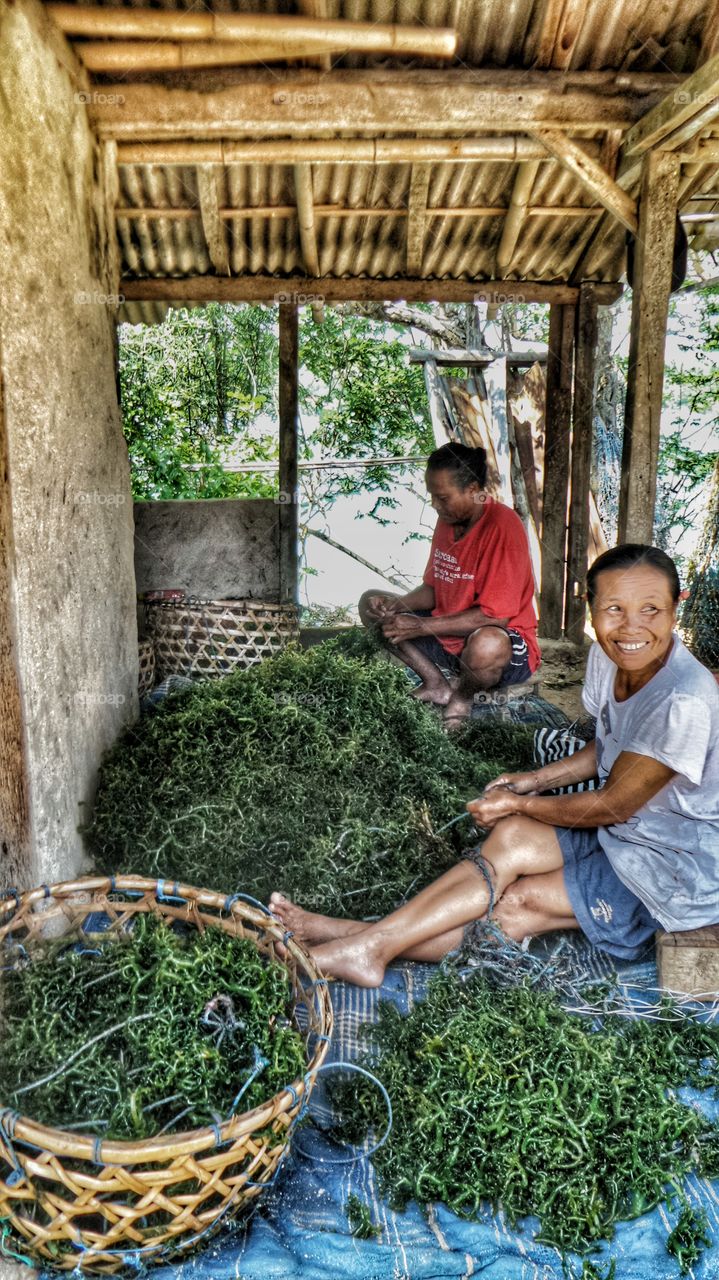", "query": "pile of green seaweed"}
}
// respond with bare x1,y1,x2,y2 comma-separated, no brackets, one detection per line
332,969,719,1262
0,913,306,1140
87,644,535,917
